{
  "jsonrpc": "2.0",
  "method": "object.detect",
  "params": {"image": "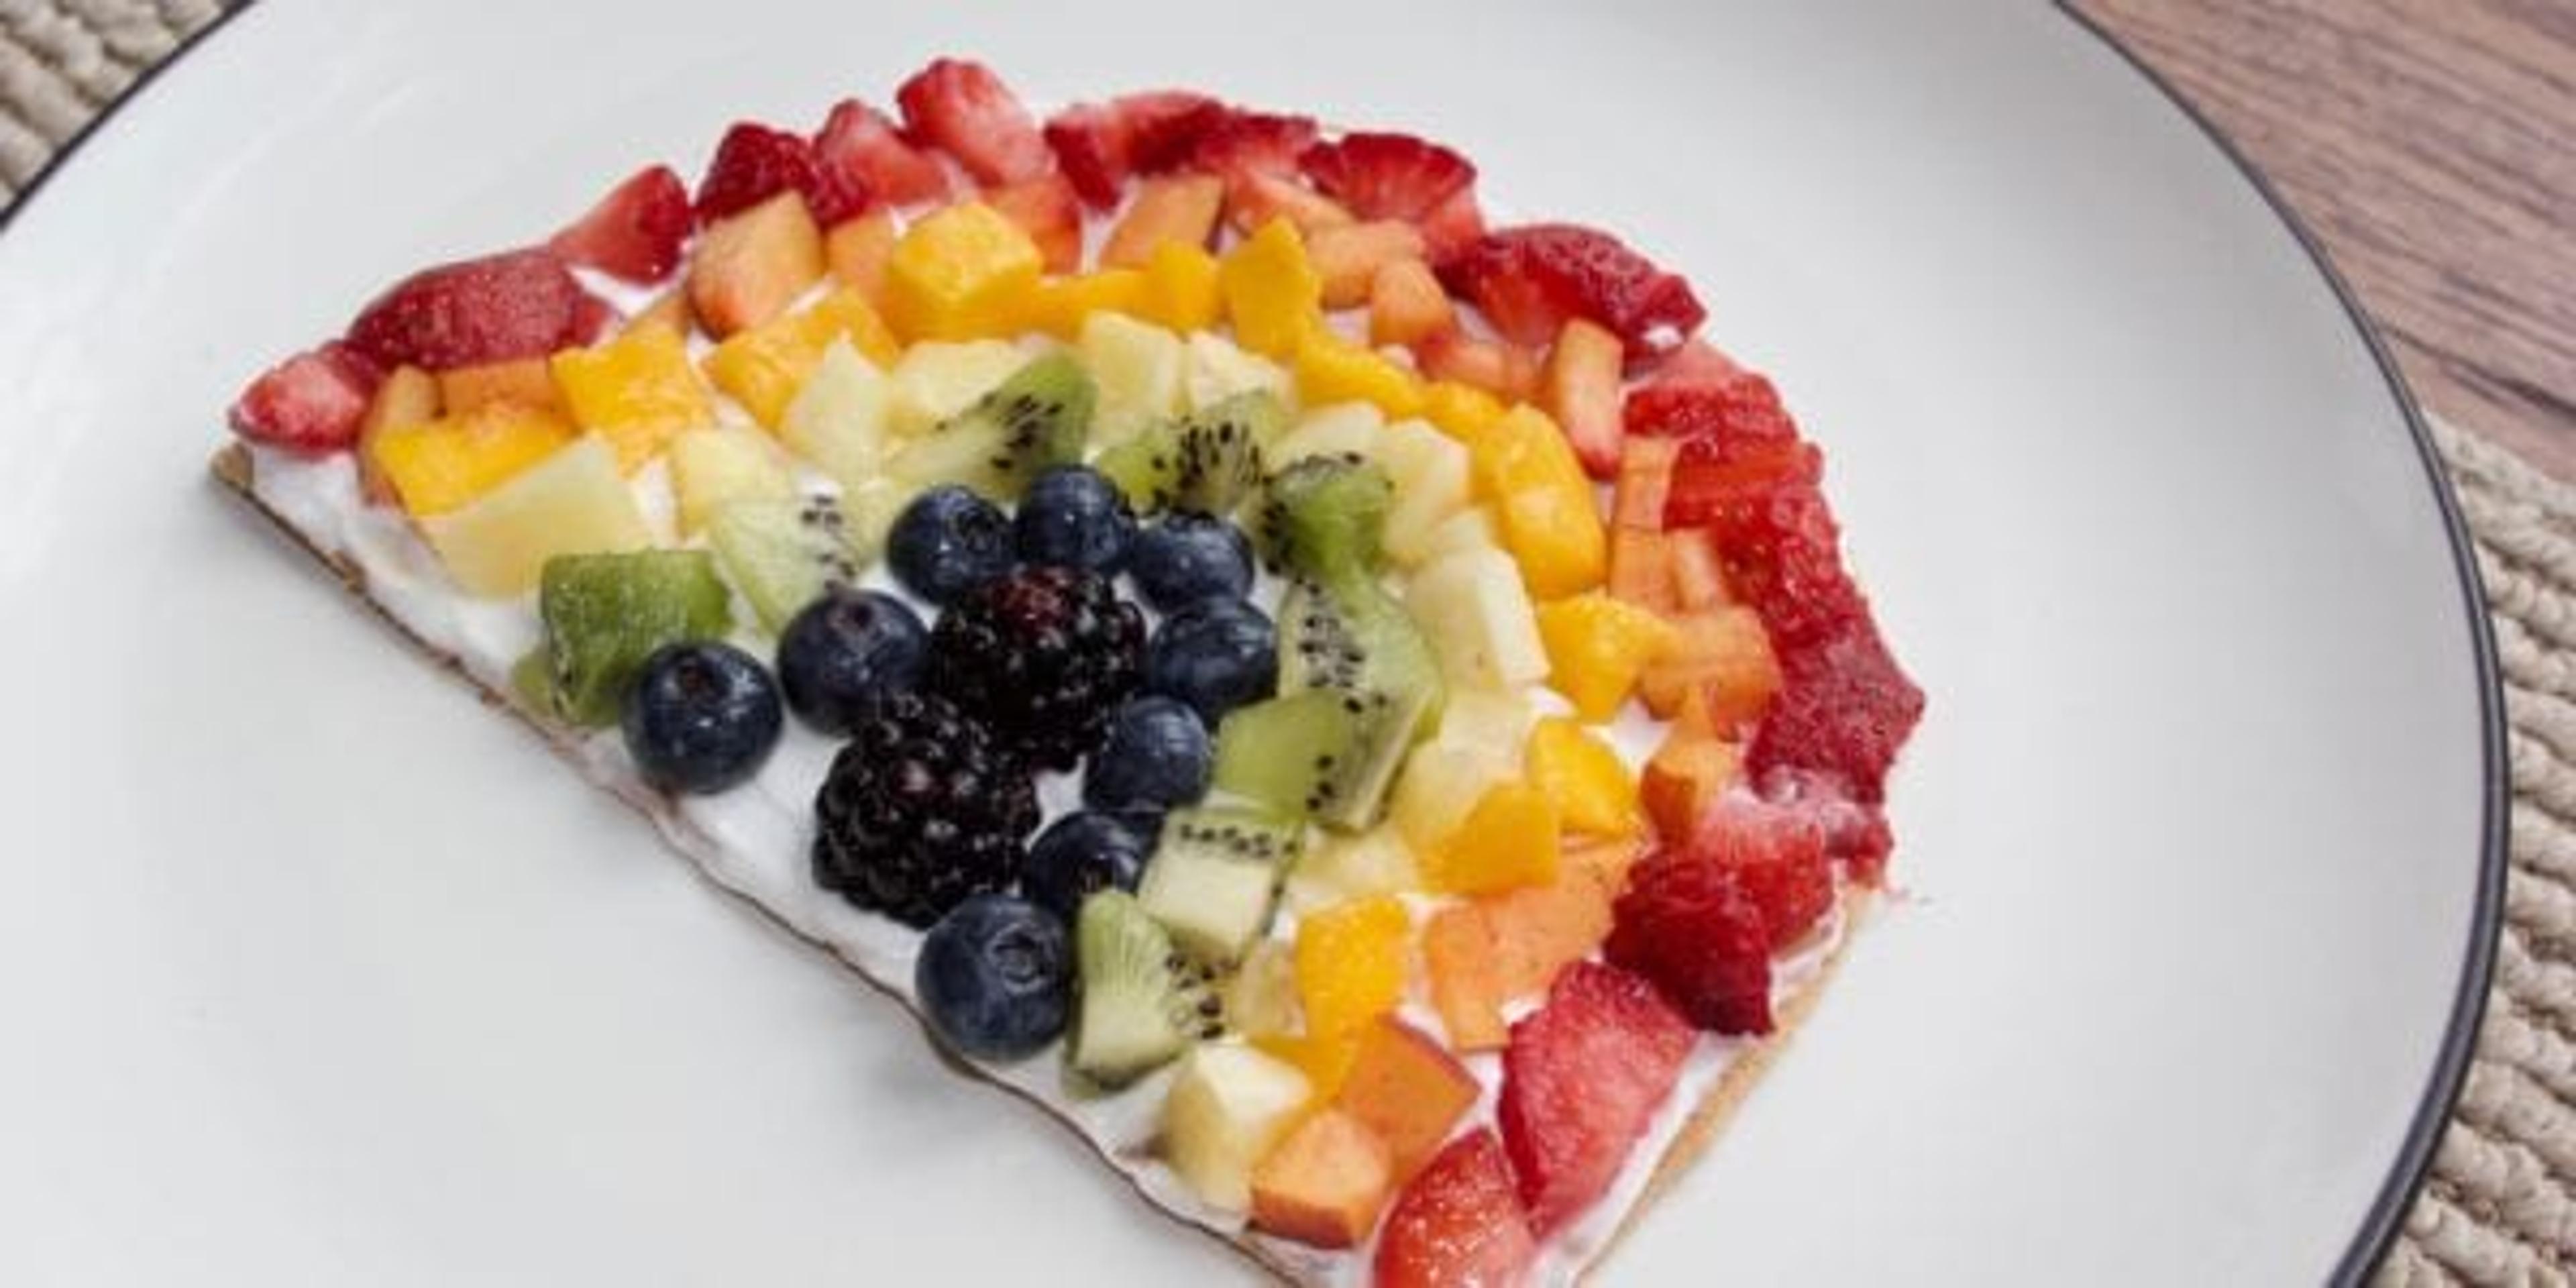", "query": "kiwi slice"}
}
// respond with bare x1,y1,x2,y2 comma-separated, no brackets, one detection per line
706,494,872,634
1135,806,1303,965
1280,576,1444,743
537,550,733,727
1256,455,1393,582
1068,890,1215,1088
1094,390,1284,516
890,352,1095,500
1211,687,1429,830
